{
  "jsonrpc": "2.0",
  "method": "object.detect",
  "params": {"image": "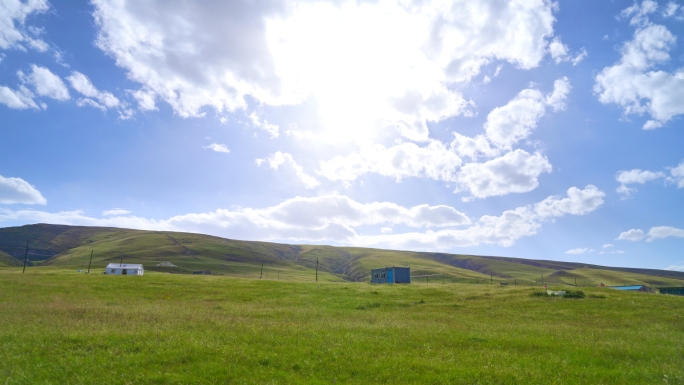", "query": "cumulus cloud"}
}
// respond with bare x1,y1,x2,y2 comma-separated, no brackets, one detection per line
259,152,320,189
91,0,559,141
21,65,70,101
615,168,665,197
456,150,552,200
647,226,684,241
670,160,684,188
0,0,49,51
318,141,462,183
603,243,614,248
566,248,593,255
595,6,684,130
617,228,646,241
0,84,38,109
548,37,587,65
249,112,279,138
102,208,131,216
0,174,46,205
615,160,684,197
355,185,604,249
204,143,230,154
318,78,566,198
484,77,570,150
619,226,684,242
67,71,121,111
0,186,602,249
